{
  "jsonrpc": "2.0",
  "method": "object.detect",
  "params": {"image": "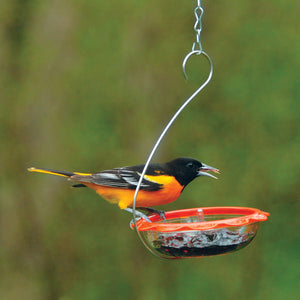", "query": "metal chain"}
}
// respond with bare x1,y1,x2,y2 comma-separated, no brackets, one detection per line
183,0,206,80
192,0,204,52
